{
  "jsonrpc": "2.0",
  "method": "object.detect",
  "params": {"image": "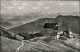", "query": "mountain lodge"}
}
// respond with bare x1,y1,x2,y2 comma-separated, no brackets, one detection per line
43,23,59,30
41,23,59,36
